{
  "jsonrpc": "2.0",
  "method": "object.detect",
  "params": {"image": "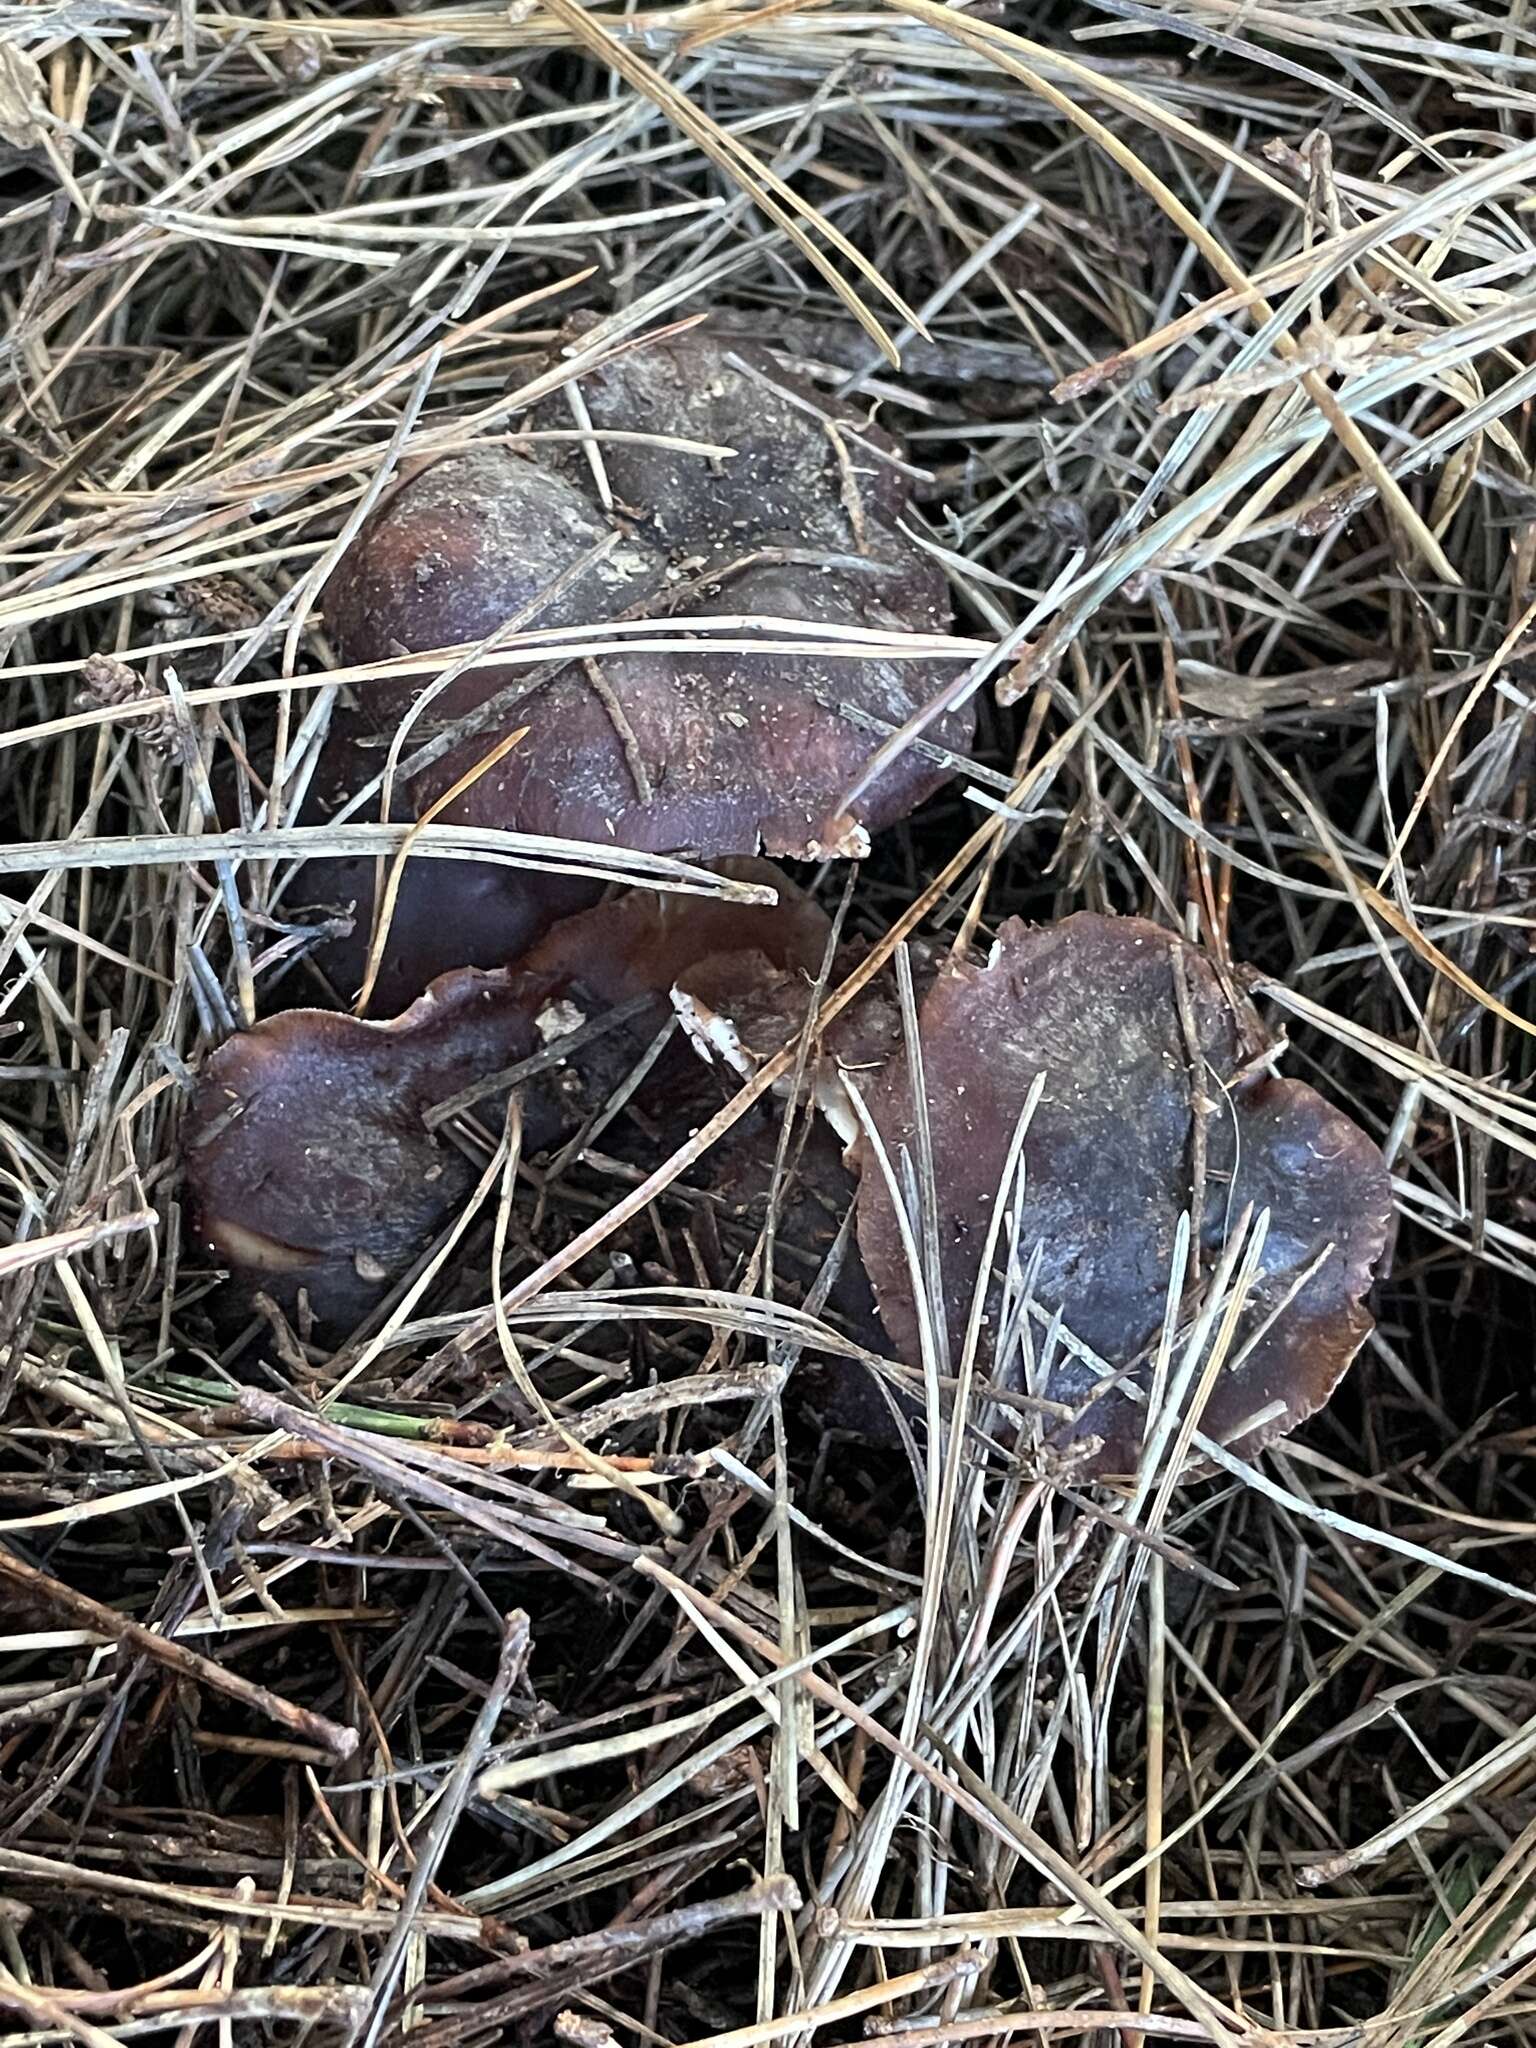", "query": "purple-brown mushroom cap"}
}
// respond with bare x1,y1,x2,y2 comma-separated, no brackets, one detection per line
325,447,669,728
309,326,969,1003
183,967,545,1332
852,914,1392,1478
407,555,955,862
532,321,916,546
519,858,831,1010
